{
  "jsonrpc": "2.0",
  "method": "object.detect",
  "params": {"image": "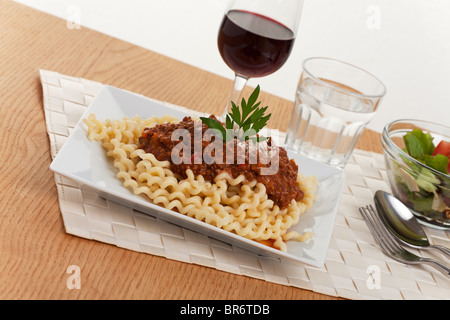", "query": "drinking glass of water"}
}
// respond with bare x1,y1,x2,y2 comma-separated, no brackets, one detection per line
285,57,386,169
